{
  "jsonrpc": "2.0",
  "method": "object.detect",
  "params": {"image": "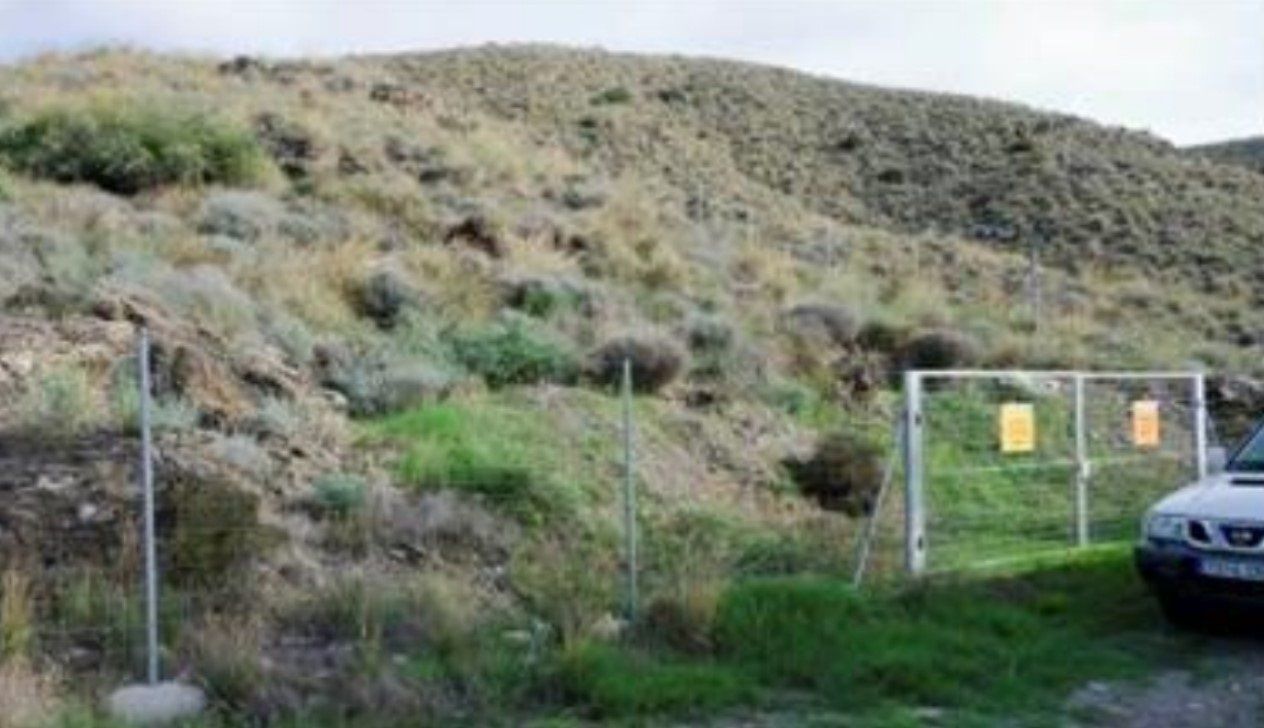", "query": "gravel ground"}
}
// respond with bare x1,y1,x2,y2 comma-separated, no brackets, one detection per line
1068,645,1264,727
